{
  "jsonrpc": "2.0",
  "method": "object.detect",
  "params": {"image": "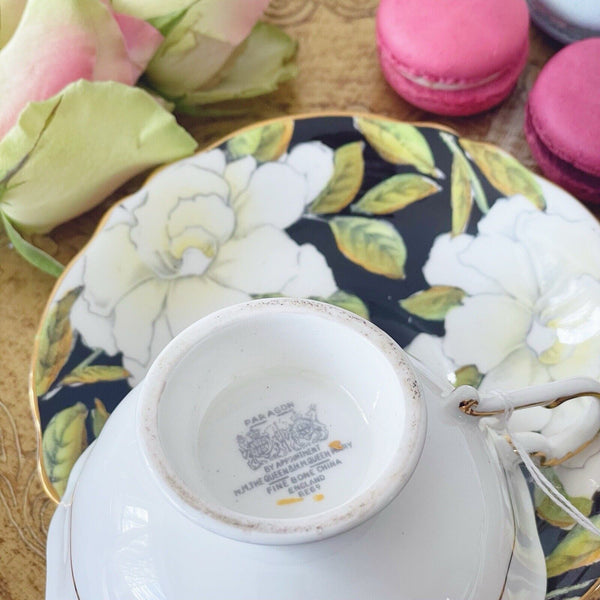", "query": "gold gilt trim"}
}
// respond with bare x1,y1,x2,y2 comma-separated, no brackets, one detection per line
582,579,600,600
29,111,458,504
